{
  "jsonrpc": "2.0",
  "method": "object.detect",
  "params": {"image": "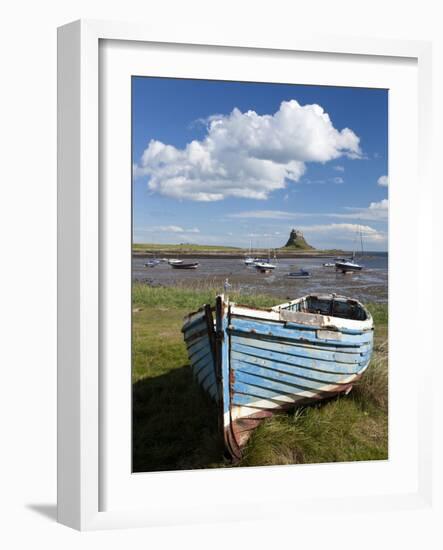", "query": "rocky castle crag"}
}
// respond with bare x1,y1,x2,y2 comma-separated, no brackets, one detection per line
283,228,315,250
